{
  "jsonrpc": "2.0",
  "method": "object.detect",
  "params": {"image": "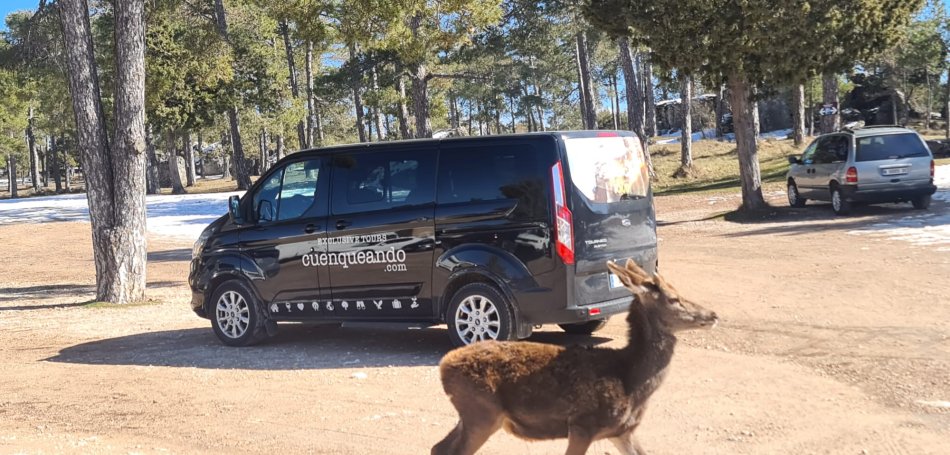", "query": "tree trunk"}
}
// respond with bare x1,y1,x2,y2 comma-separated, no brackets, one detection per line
183,130,195,186
716,83,725,139
27,107,40,191
59,0,148,303
63,143,70,190
925,67,933,130
145,126,160,194
371,66,384,140
305,41,317,148
727,73,767,211
315,112,324,144
259,128,267,171
611,74,620,129
51,137,62,192
396,75,412,139
449,91,459,130
792,83,806,146
167,131,185,194
945,66,950,139
348,44,367,142
6,155,16,198
575,31,597,130
279,20,307,148
820,73,839,134
43,136,51,187
643,54,656,137
196,131,204,178
680,75,693,171
214,0,250,190
276,134,285,161
411,65,431,138
618,37,645,141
